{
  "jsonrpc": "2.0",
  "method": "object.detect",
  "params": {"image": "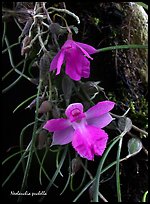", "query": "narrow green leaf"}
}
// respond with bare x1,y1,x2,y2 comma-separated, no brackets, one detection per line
13,94,37,113
93,131,126,202
39,146,68,202
96,44,148,53
116,137,123,202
